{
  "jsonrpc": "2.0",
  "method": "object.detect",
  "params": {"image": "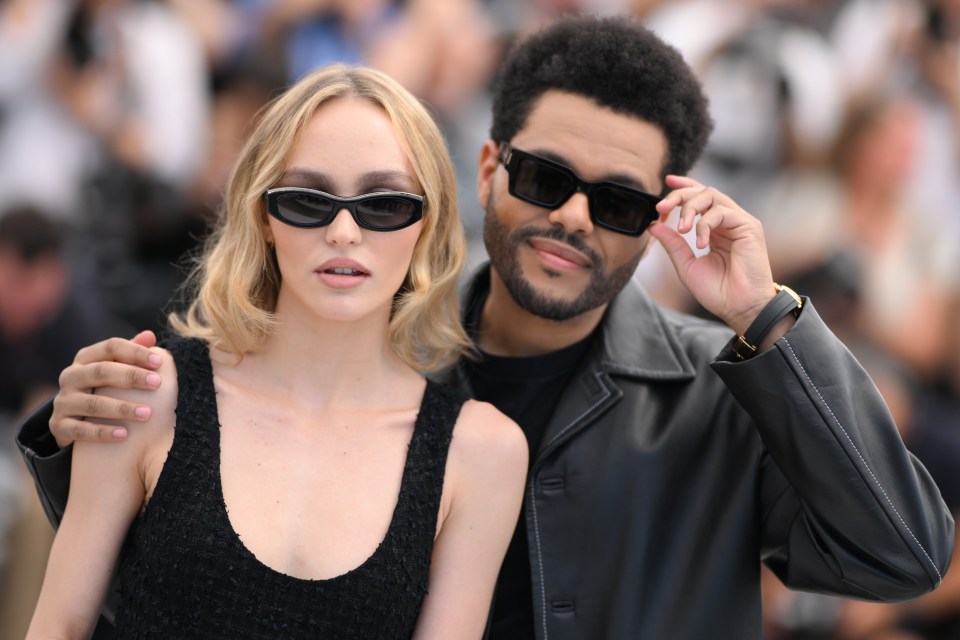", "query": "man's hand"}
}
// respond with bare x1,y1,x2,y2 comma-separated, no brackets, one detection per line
51,330,163,448
649,175,780,337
